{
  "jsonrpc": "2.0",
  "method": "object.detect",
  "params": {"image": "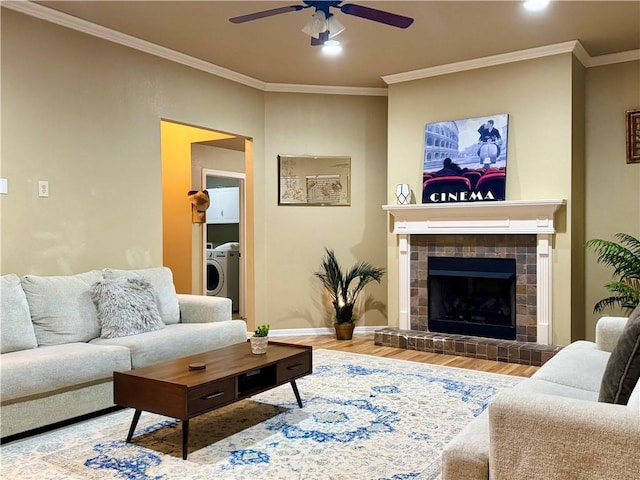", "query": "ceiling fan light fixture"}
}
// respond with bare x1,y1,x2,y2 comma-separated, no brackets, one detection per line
322,40,342,56
302,10,328,38
327,15,345,38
